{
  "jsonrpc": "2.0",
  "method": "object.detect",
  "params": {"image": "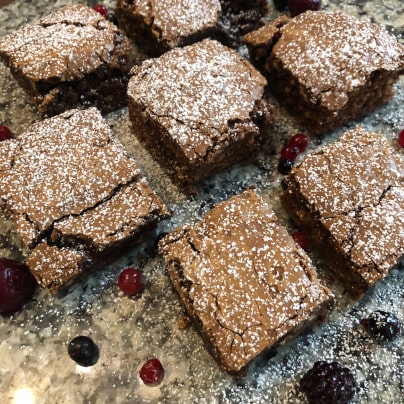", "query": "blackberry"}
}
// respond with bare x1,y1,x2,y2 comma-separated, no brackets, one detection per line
300,361,356,404
360,310,401,342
